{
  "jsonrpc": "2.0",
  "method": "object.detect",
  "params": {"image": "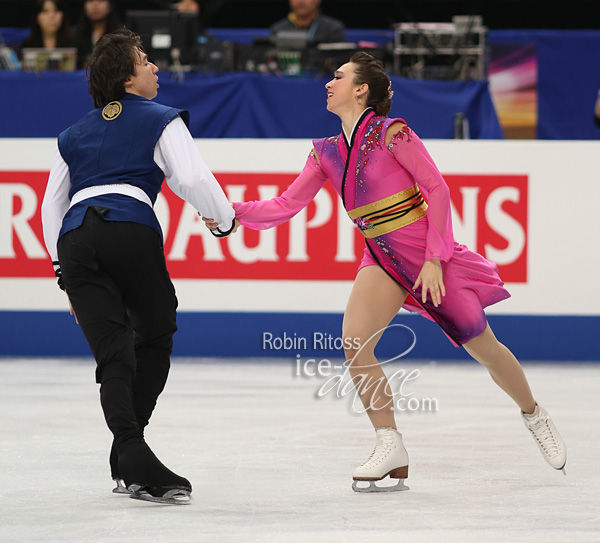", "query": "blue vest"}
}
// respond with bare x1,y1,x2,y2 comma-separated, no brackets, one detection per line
57,93,189,242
